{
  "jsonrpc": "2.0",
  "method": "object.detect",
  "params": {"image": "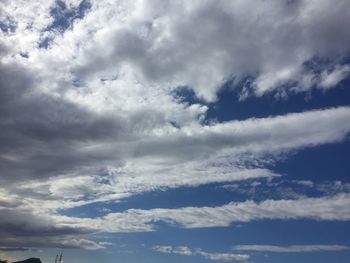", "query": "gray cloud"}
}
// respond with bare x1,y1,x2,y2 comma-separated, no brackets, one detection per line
0,206,101,250
1,0,350,251
0,61,126,183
